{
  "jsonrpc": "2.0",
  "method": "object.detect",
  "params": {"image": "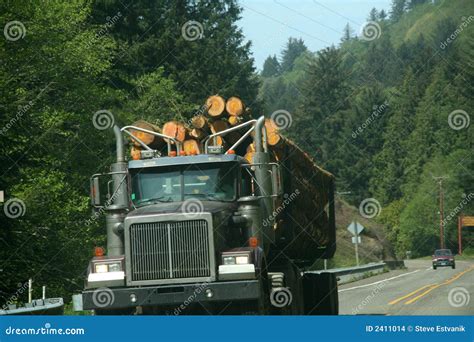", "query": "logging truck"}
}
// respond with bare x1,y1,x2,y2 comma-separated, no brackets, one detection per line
73,96,338,315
